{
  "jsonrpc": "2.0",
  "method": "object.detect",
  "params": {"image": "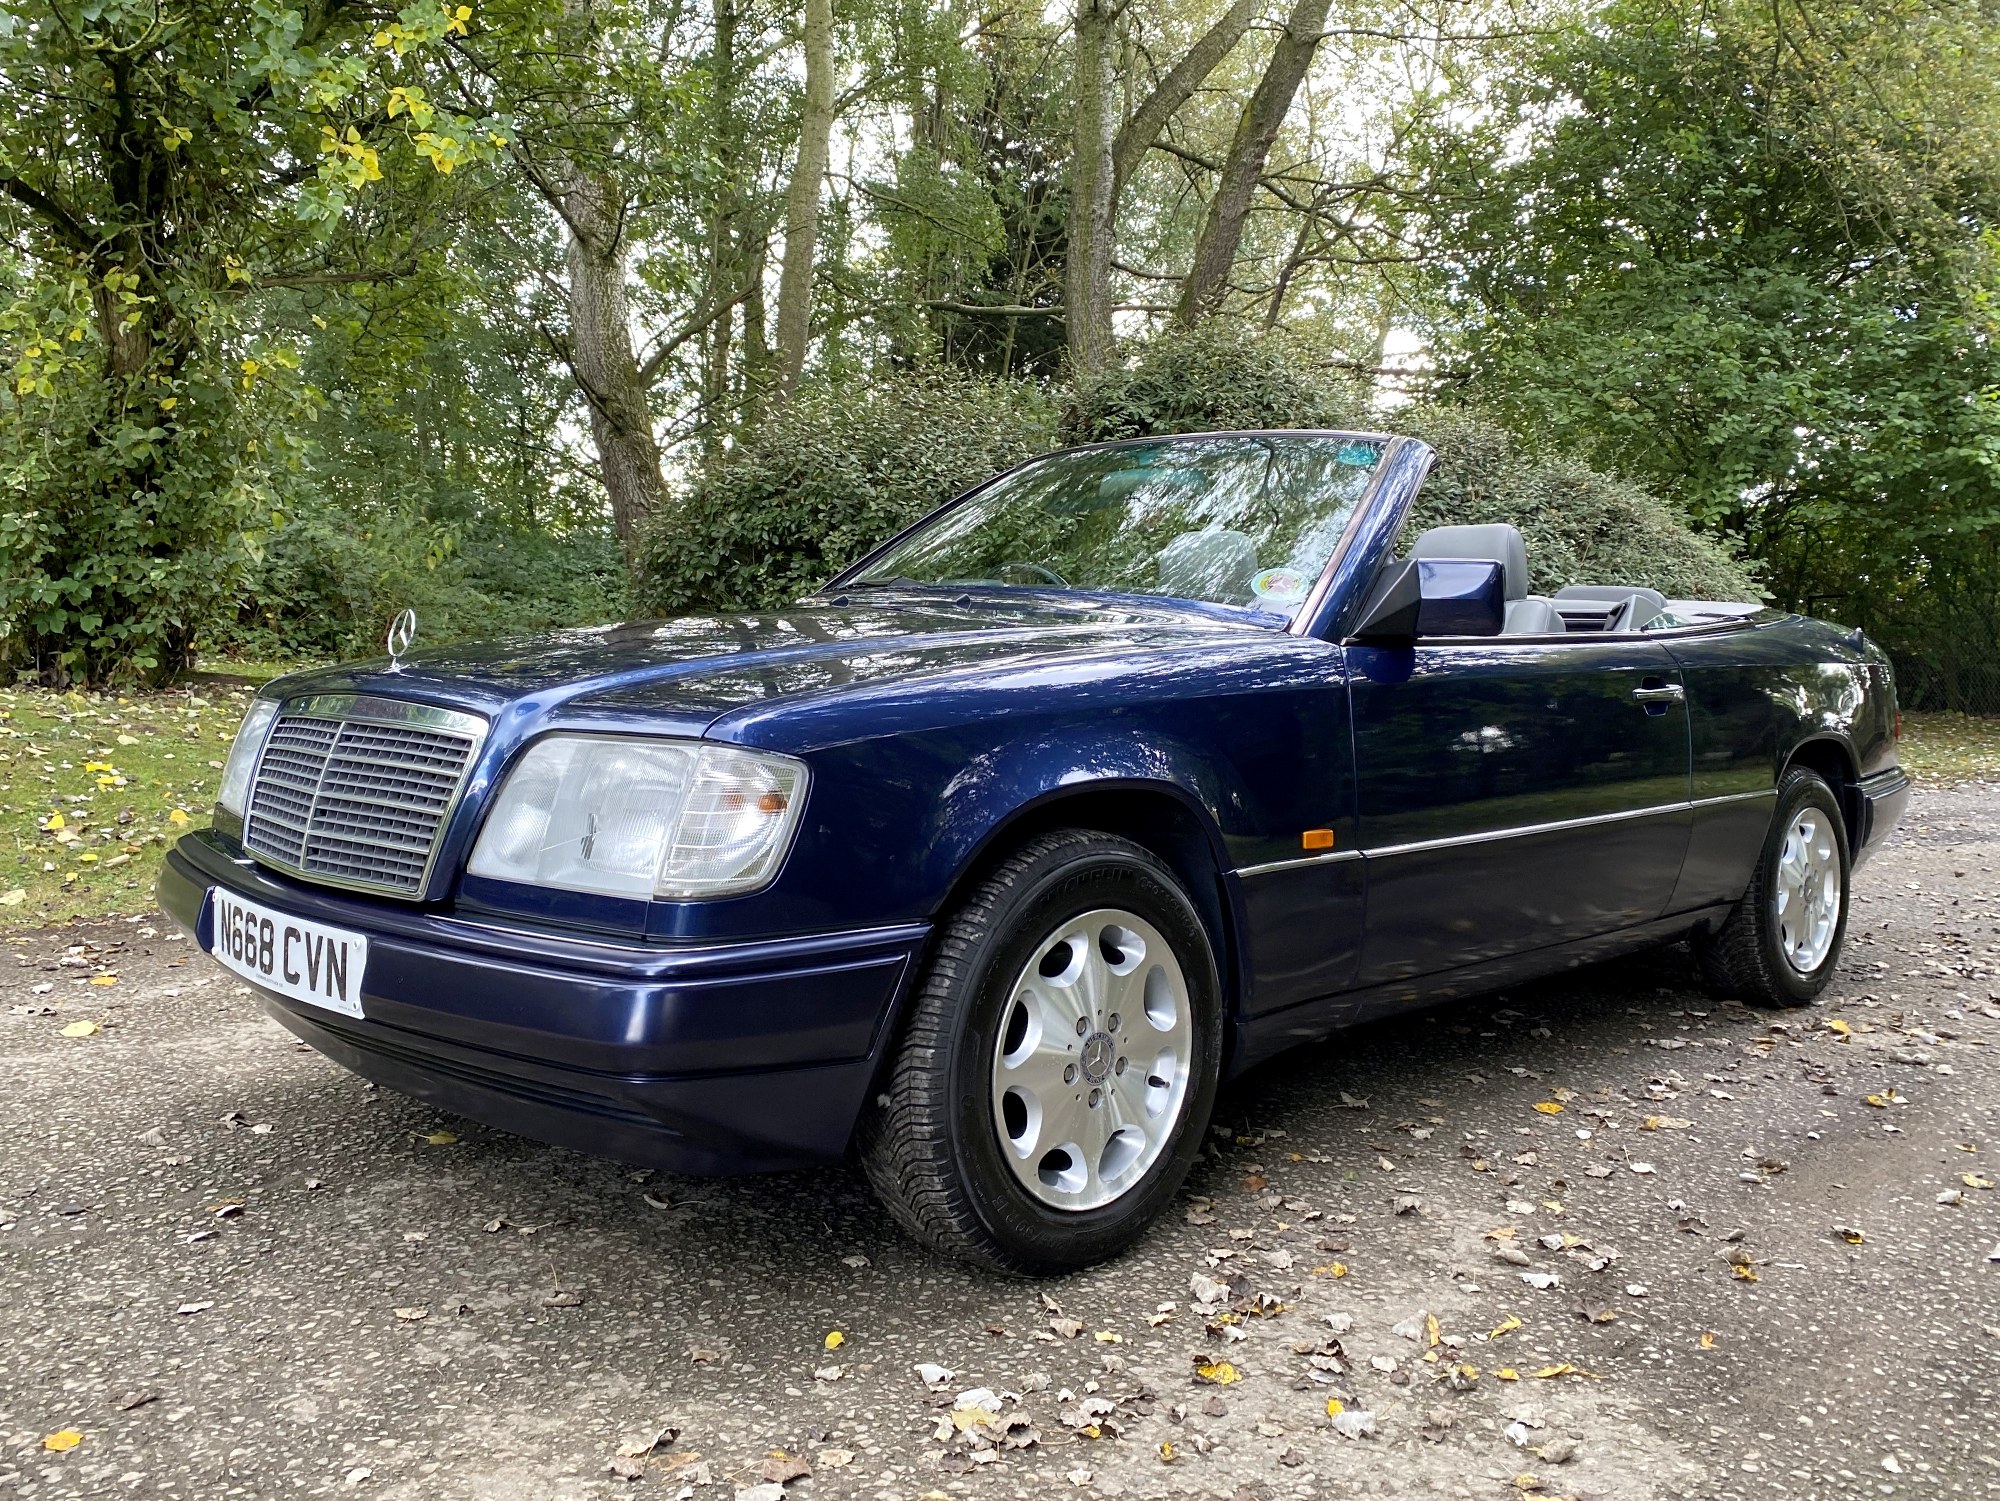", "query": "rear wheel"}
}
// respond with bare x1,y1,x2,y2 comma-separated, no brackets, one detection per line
1694,767,1850,1008
861,831,1223,1273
